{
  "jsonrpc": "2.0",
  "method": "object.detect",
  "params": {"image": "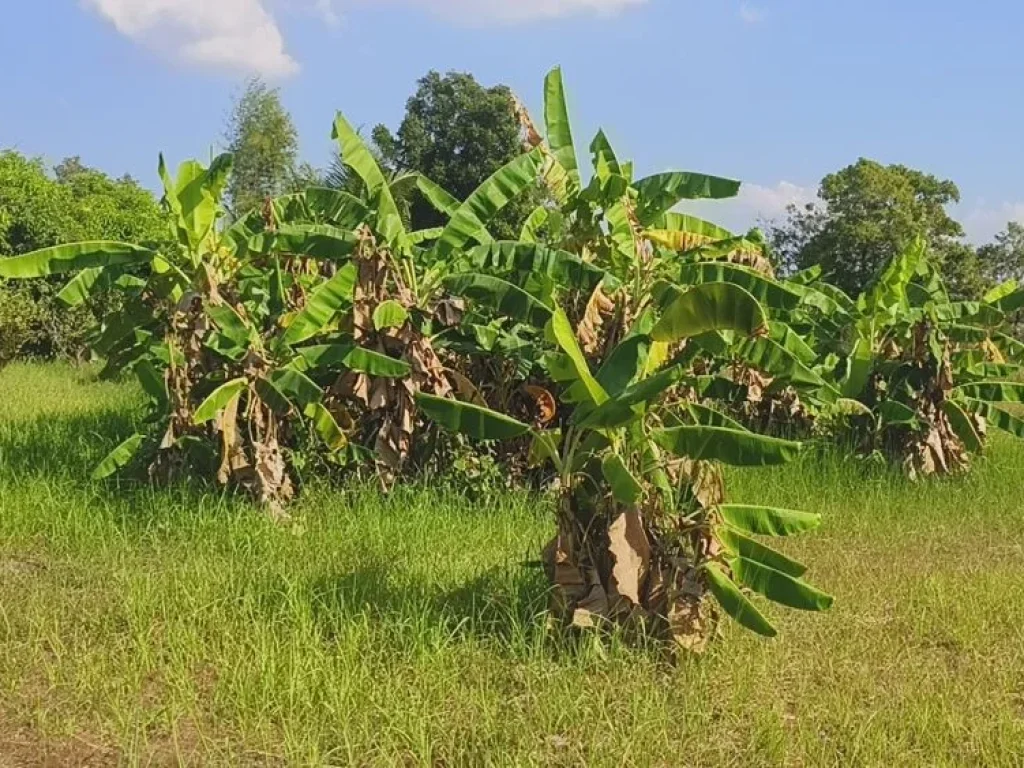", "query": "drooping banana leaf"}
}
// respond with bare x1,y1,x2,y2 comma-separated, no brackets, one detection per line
634,172,741,226
432,149,545,261
652,426,801,466
705,564,777,638
280,263,357,346
443,273,553,327
718,504,822,536
730,557,833,611
92,434,146,480
0,242,156,278
652,283,768,343
415,393,532,441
